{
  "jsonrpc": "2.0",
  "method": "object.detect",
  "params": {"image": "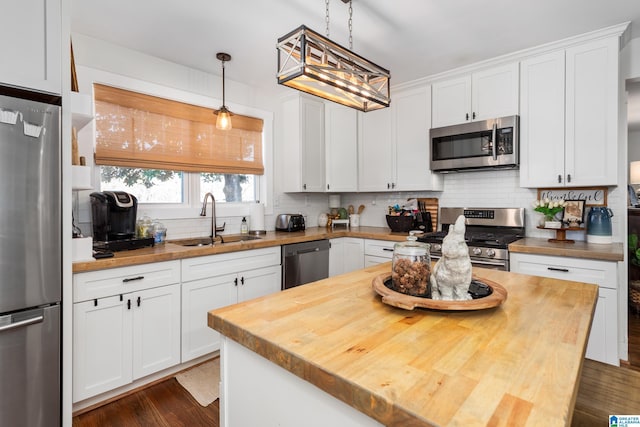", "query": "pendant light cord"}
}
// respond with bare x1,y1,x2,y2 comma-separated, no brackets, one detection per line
221,59,226,107
348,0,353,50
325,0,330,37
325,0,353,49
